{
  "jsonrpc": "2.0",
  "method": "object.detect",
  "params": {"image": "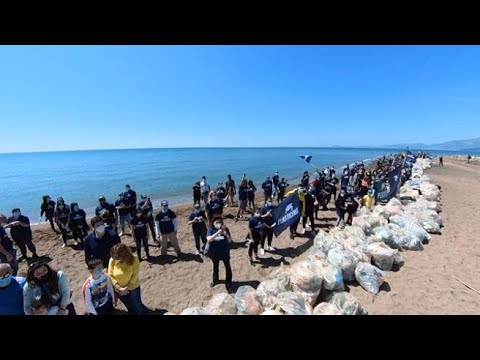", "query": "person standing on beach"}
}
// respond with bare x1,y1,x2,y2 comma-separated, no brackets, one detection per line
335,189,348,228
246,180,257,211
260,200,276,253
40,195,59,234
130,208,151,261
109,243,149,315
206,191,223,223
200,176,210,206
96,196,119,233
439,156,444,166
467,154,472,163
115,192,132,237
301,171,310,188
6,208,38,261
284,186,306,239
84,216,121,269
272,172,280,201
124,185,137,217
55,197,72,247
207,215,233,290
188,203,207,255
192,182,201,206
155,200,182,258
82,259,115,315
340,169,350,191
248,208,263,263
345,191,361,226
68,202,89,247
277,177,289,203
0,215,18,276
235,179,248,221
138,194,158,244
302,188,317,235
262,176,273,204
215,183,227,213
225,174,236,207
362,189,374,210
